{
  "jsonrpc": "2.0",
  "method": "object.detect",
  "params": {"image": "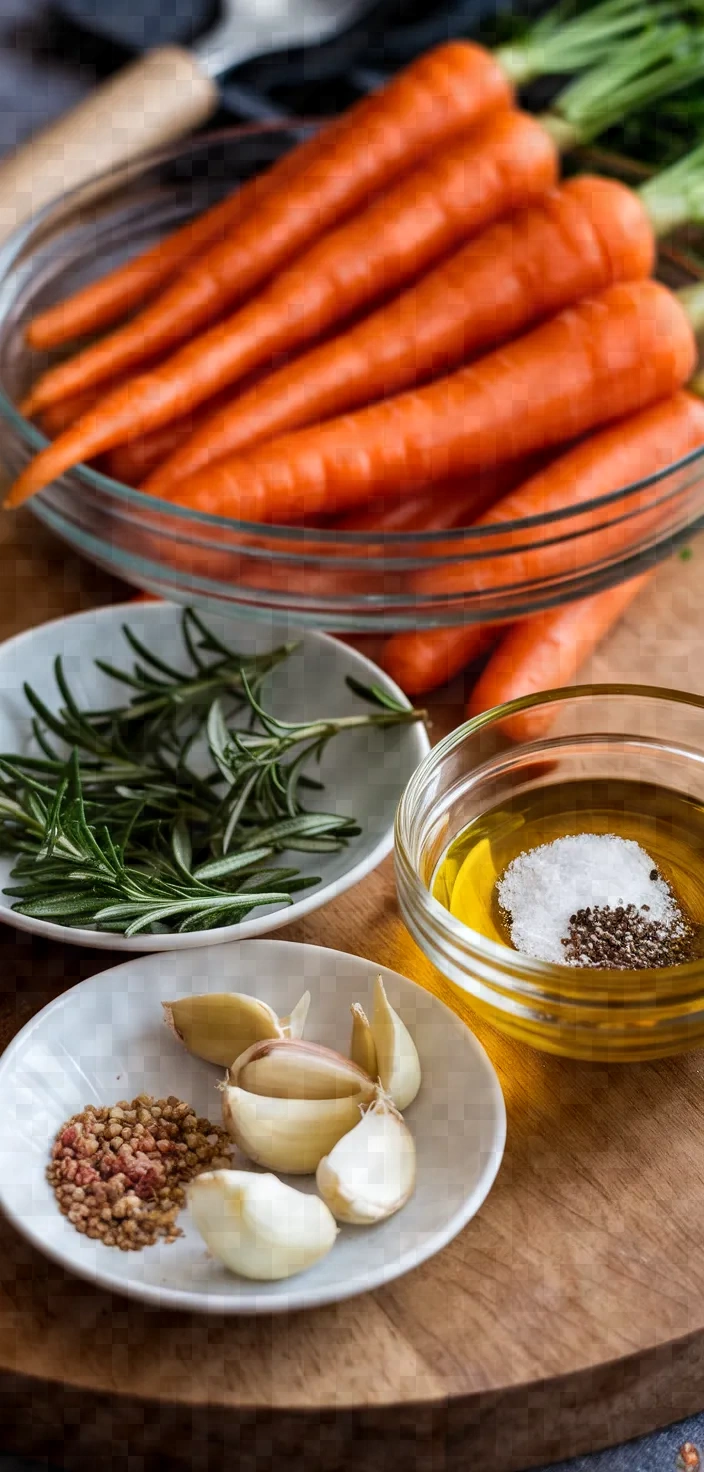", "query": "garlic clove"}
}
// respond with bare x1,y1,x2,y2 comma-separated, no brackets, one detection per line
222,1085,366,1174
163,989,310,1068
282,990,311,1039
230,1037,375,1102
370,976,421,1111
316,1096,416,1224
163,992,283,1067
188,1169,338,1280
350,1002,378,1079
